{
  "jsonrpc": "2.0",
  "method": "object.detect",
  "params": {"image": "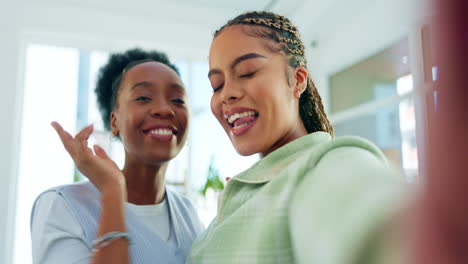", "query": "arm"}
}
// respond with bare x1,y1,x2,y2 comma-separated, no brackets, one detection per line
93,185,128,264
51,122,129,264
289,147,409,264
